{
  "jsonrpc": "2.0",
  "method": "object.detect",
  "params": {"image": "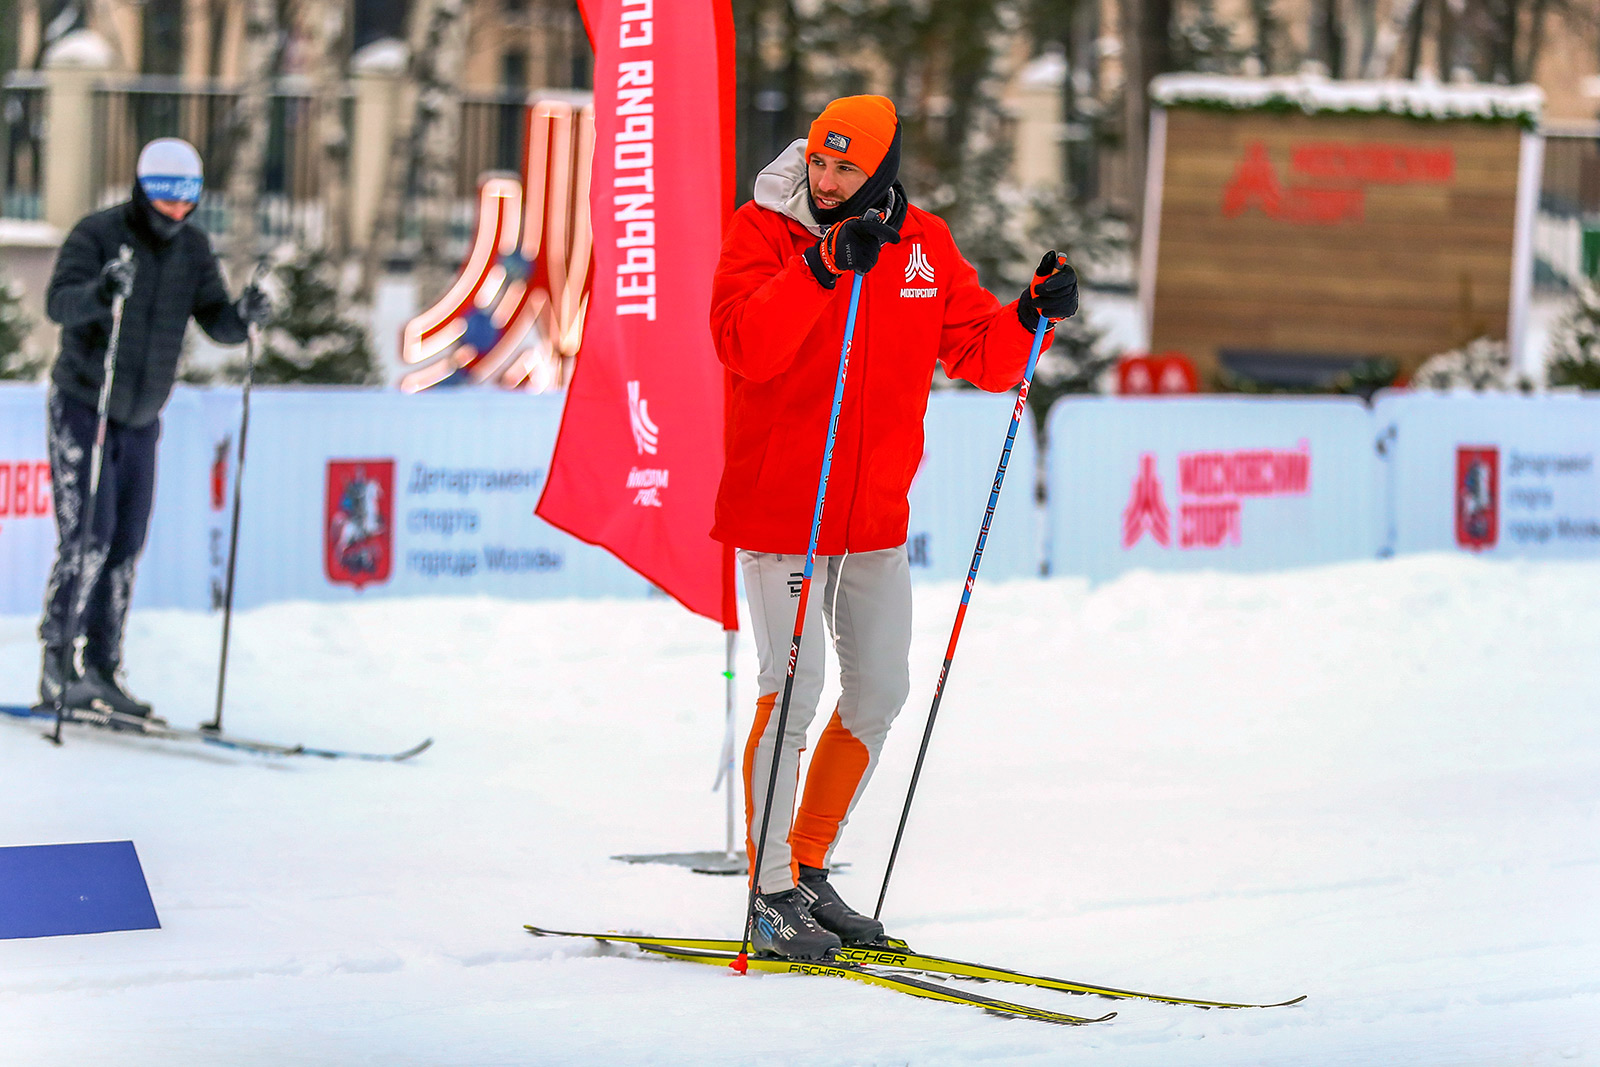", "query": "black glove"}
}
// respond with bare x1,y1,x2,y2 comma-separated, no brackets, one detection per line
236,283,272,327
1017,251,1078,332
97,256,135,303
803,211,902,289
